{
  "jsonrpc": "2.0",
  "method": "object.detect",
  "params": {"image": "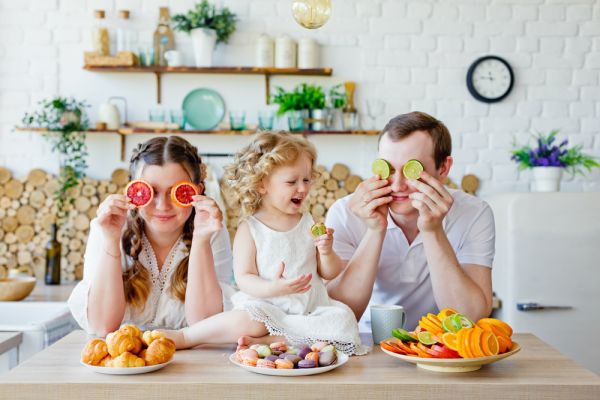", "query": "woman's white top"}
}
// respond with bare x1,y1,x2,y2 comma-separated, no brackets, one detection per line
68,219,236,334
230,213,367,355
